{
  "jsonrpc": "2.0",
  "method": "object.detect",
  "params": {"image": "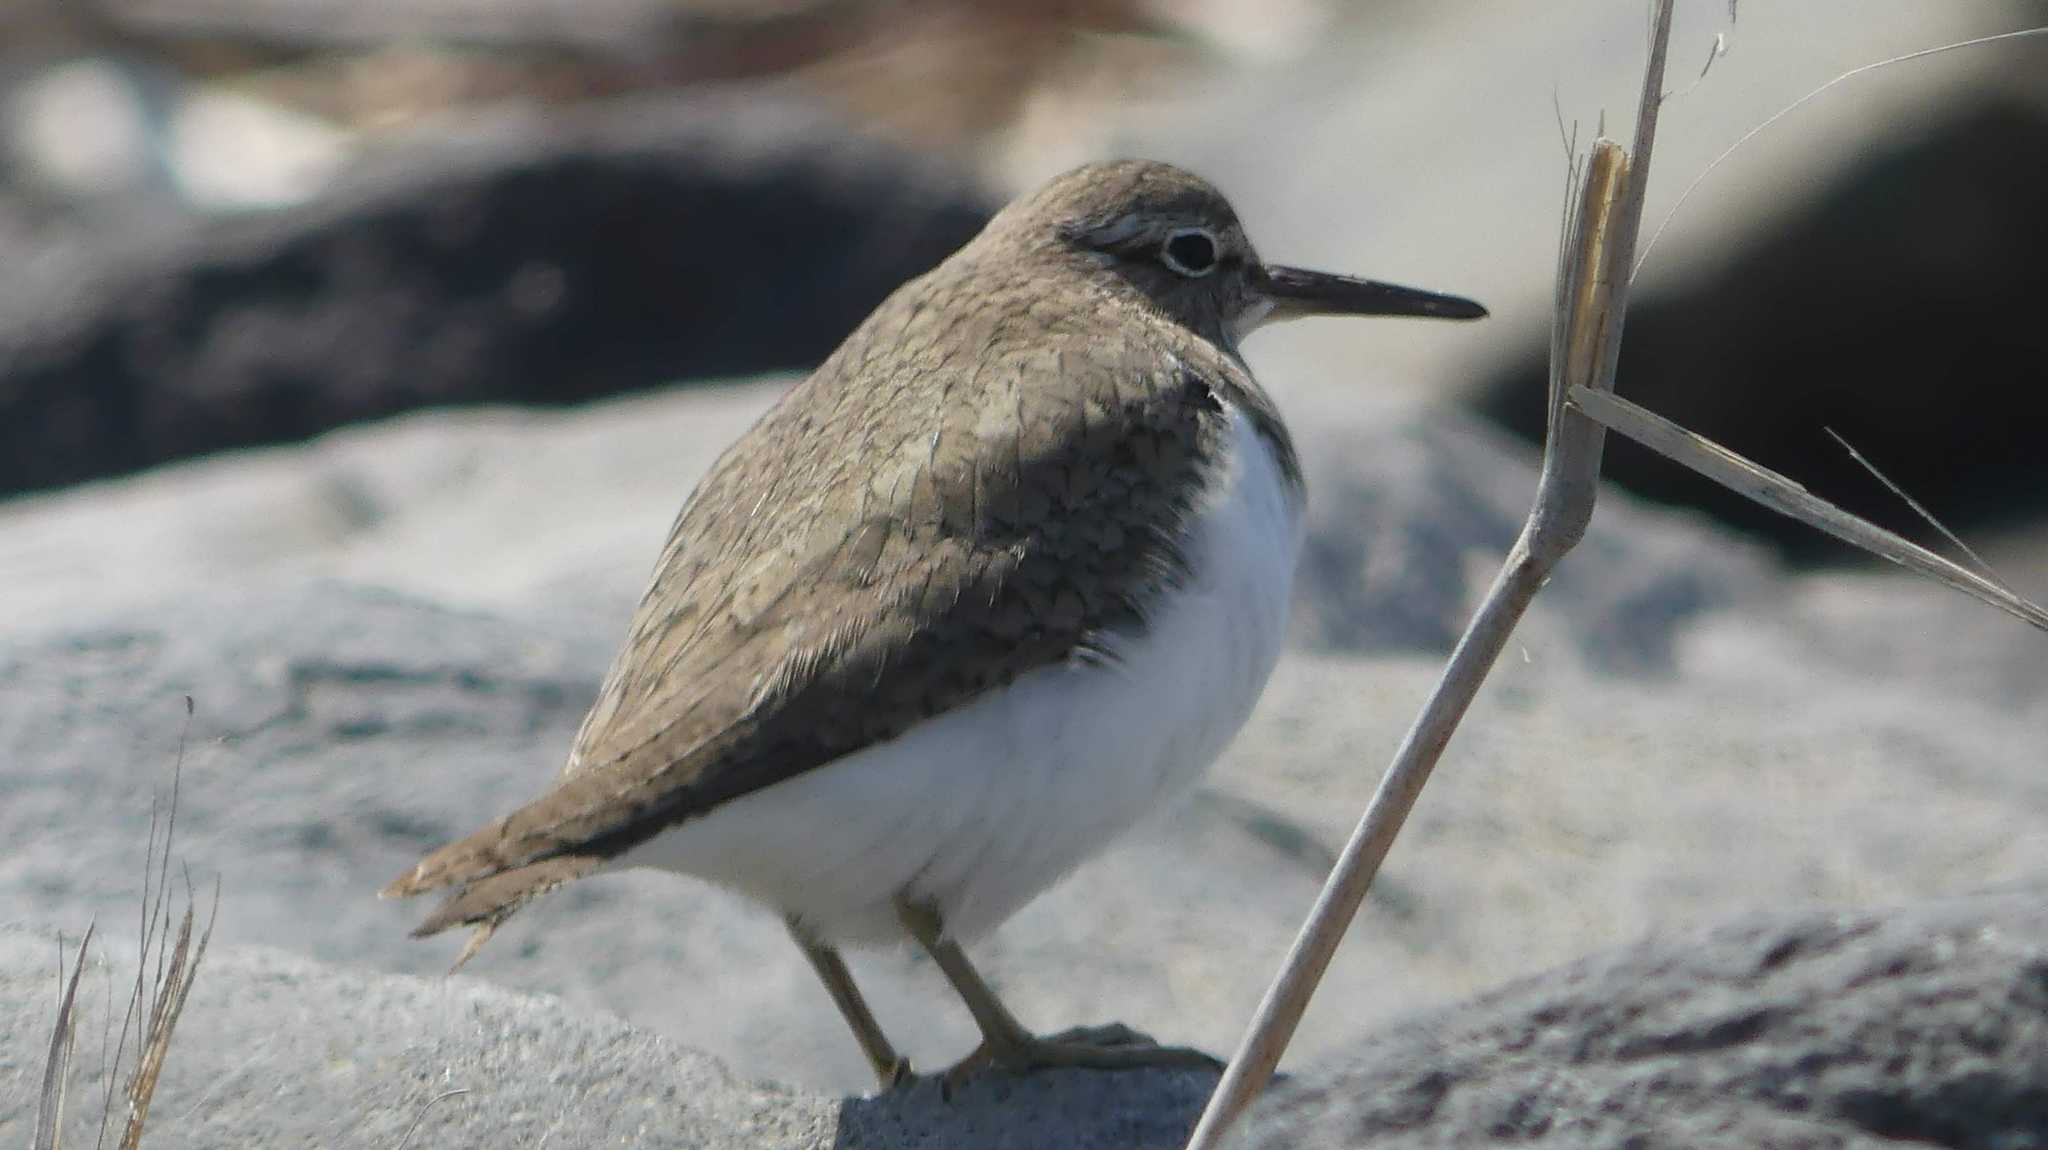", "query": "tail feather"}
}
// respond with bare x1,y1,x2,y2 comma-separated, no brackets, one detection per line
380,815,526,902
381,769,671,968
381,770,666,903
395,854,603,972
